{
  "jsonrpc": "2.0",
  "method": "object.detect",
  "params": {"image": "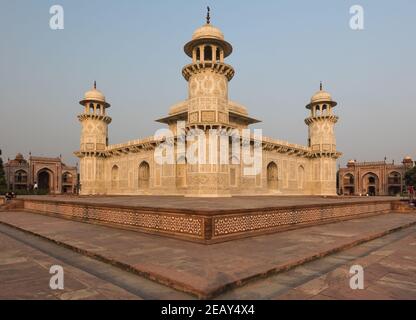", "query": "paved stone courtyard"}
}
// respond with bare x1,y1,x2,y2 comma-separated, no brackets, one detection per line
0,228,139,300
275,227,416,300
1,208,416,299
0,223,191,300
217,224,416,299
